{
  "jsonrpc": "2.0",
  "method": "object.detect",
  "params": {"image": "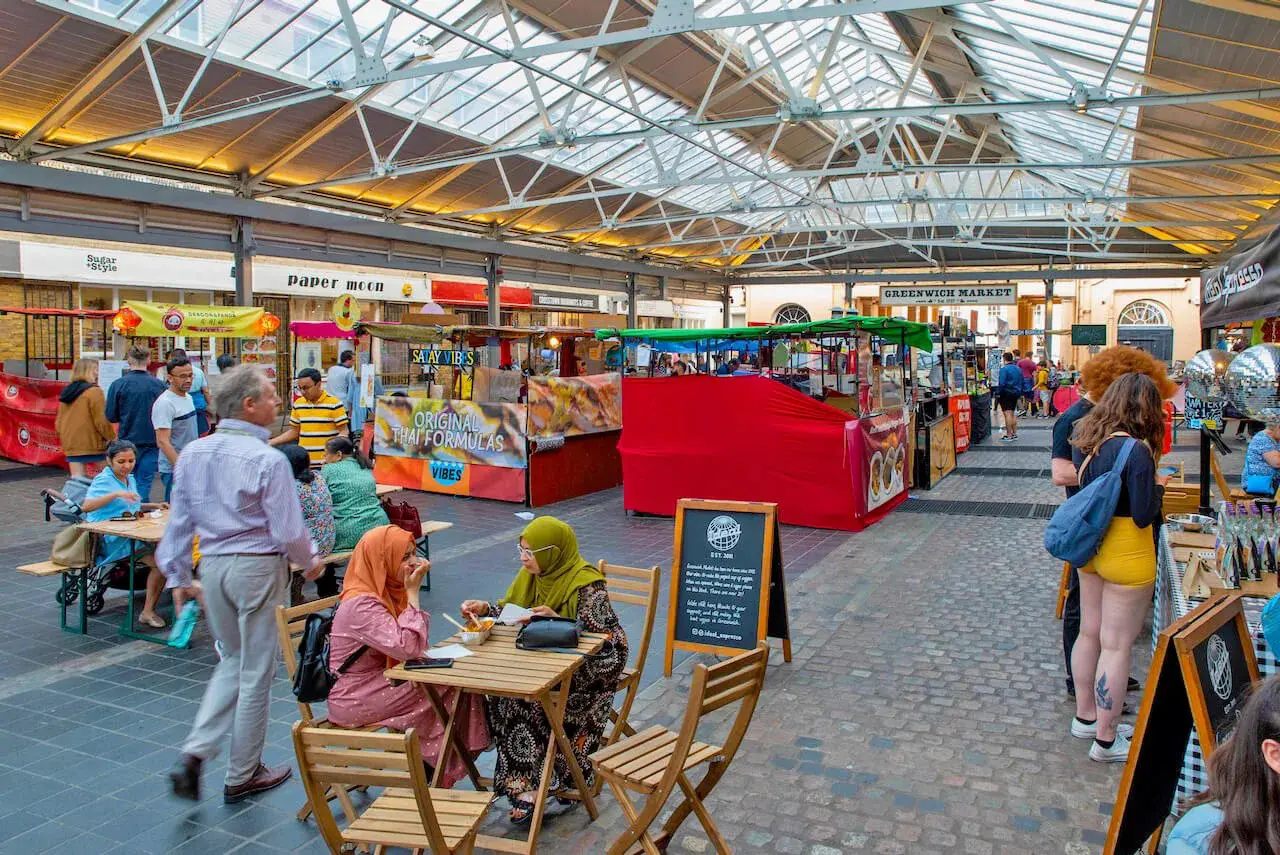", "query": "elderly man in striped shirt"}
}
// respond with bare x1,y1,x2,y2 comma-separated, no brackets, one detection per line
160,364,324,804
